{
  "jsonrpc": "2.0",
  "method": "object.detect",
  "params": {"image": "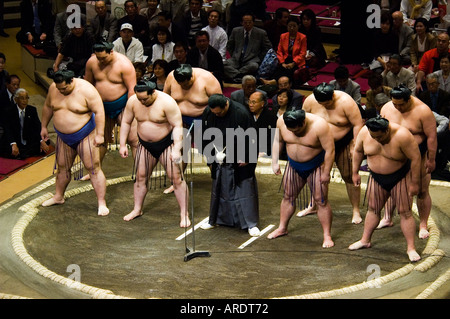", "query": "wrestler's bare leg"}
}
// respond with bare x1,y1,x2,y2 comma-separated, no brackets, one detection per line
296,201,317,217
42,139,77,207
268,170,305,239
377,198,395,229
80,131,109,216
346,183,362,224
400,211,421,261
417,160,431,239
123,152,157,221
160,149,191,228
